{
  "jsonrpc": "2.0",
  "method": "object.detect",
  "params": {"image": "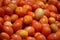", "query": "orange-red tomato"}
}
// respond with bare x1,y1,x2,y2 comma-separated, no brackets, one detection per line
48,17,56,24
47,33,59,40
0,17,4,23
24,26,35,36
16,30,28,38
11,34,22,40
23,15,33,24
39,16,48,24
0,32,10,40
3,6,13,15
0,7,5,17
47,5,58,13
12,20,23,32
15,7,26,17
42,25,51,36
32,20,42,32
11,14,18,22
35,33,46,40
4,15,11,21
2,25,13,35
26,37,36,40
